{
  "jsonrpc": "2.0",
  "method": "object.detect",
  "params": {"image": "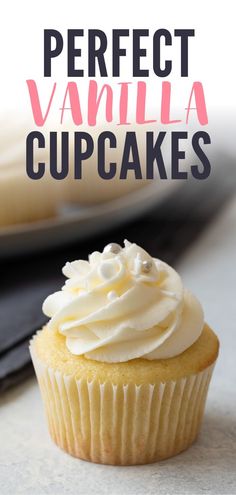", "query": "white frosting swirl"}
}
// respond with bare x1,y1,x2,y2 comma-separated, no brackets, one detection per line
43,240,204,362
